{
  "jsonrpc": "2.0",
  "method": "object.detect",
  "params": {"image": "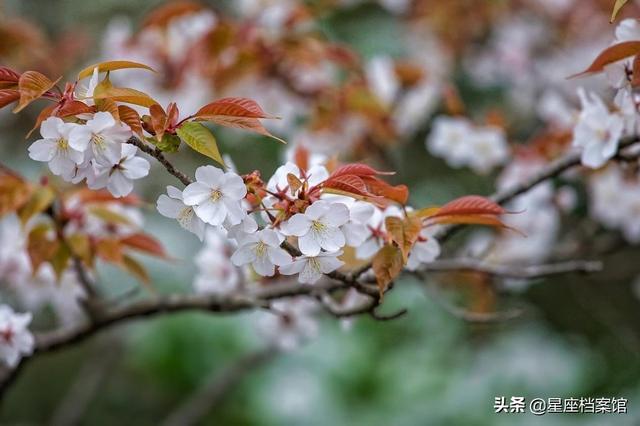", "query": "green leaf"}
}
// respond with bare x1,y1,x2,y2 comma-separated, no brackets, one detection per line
176,122,225,166
148,134,181,153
